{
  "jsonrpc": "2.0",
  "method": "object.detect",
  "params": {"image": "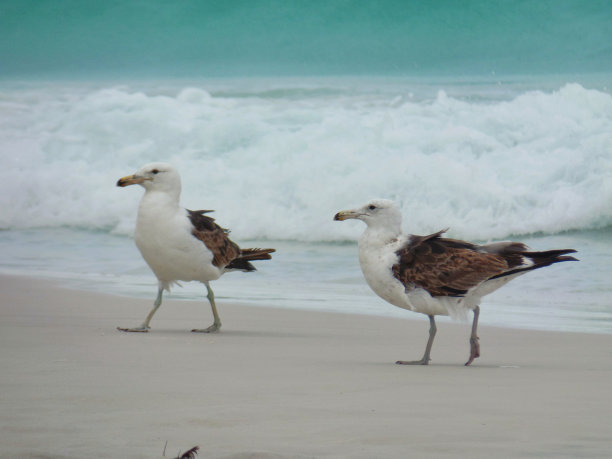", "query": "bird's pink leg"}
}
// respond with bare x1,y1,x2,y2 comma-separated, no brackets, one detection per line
465,306,480,366
397,315,436,365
